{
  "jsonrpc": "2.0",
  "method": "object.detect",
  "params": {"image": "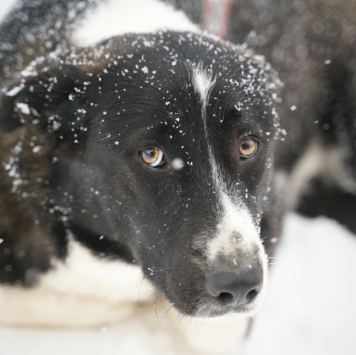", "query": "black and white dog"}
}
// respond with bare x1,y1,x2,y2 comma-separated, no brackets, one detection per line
0,0,356,352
